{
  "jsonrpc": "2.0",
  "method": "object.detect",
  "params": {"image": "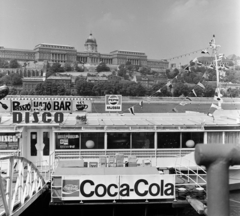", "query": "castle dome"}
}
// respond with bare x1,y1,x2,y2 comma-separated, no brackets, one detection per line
84,33,98,52
85,33,96,43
